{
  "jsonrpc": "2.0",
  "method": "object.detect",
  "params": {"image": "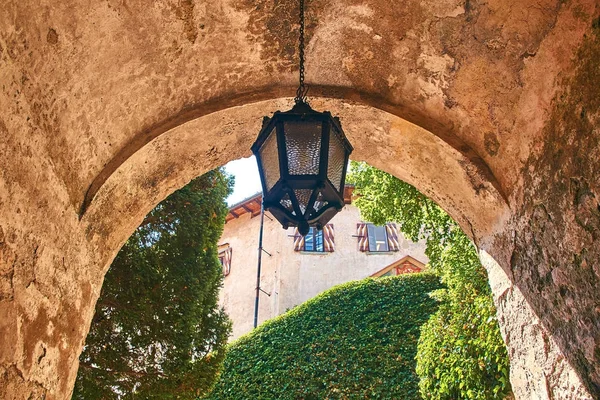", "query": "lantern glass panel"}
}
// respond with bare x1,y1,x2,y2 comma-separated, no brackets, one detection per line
327,129,346,191
259,127,280,191
313,191,327,213
280,192,294,214
294,188,313,214
284,120,322,175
